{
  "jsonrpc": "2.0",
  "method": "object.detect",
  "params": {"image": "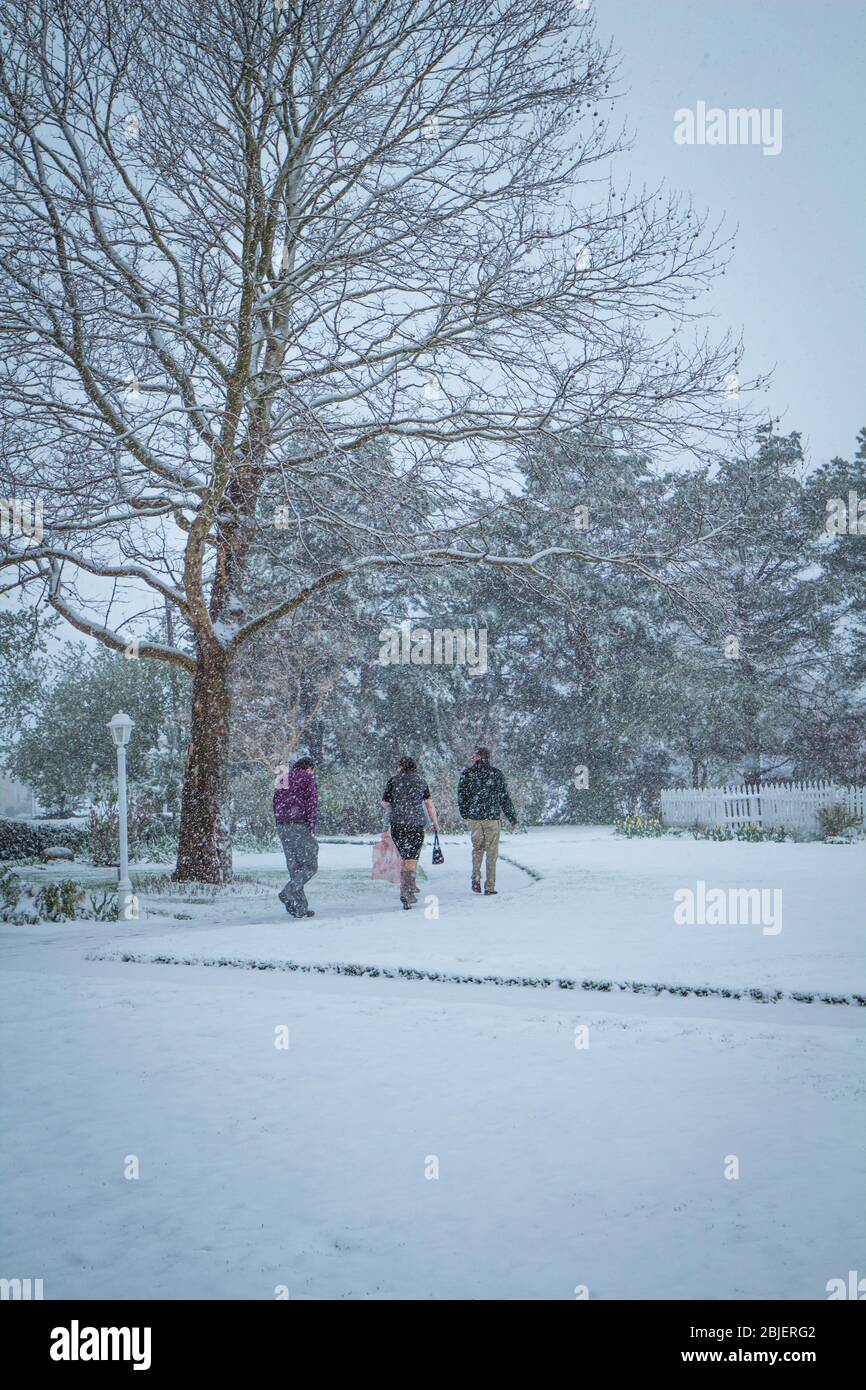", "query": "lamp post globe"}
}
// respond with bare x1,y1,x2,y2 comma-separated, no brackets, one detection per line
108,711,134,749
